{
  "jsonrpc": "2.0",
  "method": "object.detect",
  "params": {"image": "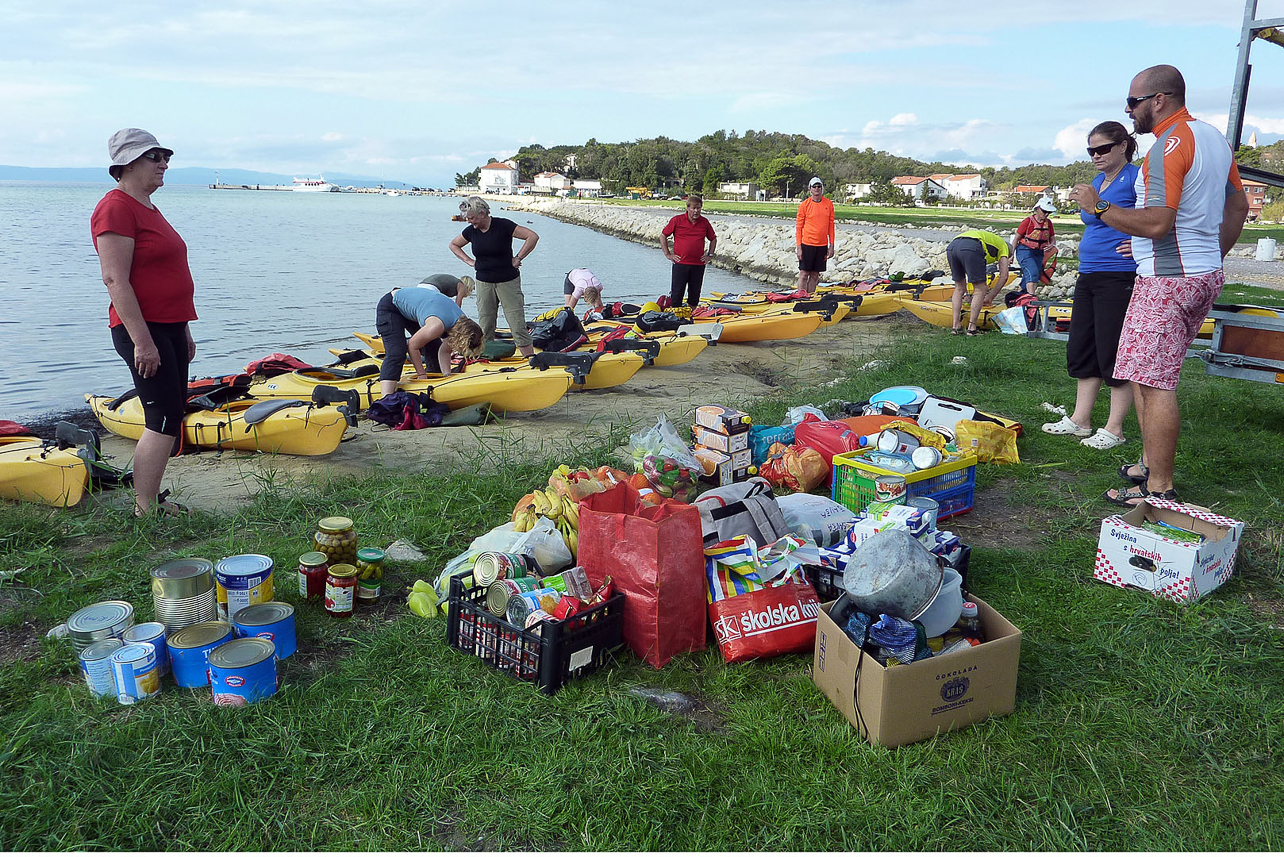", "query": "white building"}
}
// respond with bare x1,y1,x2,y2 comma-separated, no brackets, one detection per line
571,179,603,197
891,176,948,202
479,162,518,193
534,171,571,190
845,182,873,200
928,173,988,200
718,181,760,200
